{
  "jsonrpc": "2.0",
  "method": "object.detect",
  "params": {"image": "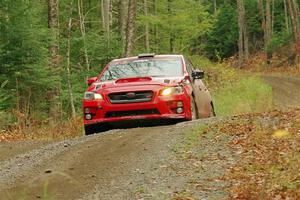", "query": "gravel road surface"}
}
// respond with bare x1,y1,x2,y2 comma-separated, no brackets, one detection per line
0,75,299,200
